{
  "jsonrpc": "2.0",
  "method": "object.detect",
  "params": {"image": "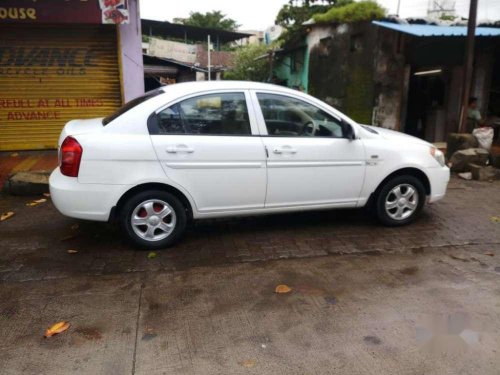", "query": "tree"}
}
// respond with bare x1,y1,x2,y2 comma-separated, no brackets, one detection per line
275,0,353,28
224,44,270,82
275,0,354,48
174,11,239,31
313,1,386,24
